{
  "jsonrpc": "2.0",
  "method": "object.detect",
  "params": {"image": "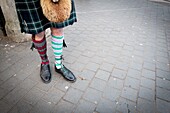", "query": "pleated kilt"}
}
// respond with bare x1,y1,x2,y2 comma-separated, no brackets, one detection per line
14,0,77,34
